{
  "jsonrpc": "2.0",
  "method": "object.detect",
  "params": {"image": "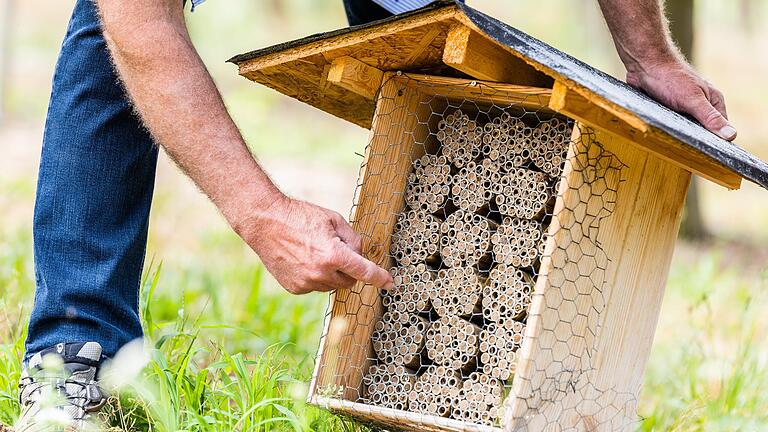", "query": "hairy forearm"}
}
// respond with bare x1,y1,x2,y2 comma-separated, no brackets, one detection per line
597,0,681,72
95,0,282,233
597,0,735,140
